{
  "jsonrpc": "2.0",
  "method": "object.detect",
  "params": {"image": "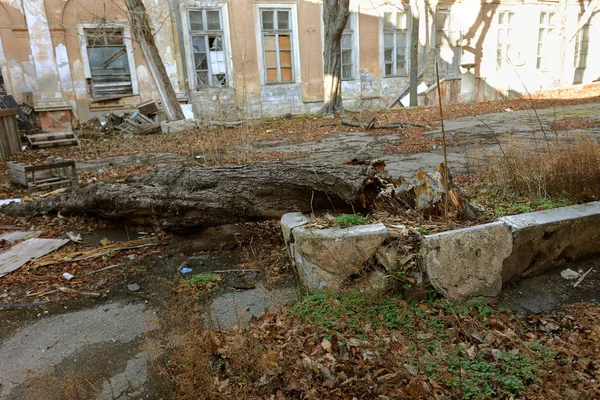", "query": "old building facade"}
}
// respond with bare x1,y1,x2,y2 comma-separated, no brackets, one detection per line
0,0,597,129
